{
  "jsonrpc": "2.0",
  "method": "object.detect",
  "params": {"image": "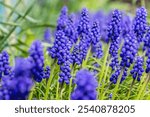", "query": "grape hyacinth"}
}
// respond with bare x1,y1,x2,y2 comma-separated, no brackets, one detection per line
121,13,132,38
109,56,119,71
71,69,98,100
72,8,92,65
77,8,91,35
146,54,150,73
29,40,50,82
143,26,150,52
91,21,101,45
133,7,147,42
0,58,33,100
57,6,68,31
110,67,128,84
130,57,144,81
92,63,100,75
91,21,103,59
92,42,103,59
48,30,71,65
64,14,78,45
110,67,121,84
59,61,71,84
43,28,51,43
71,45,82,65
0,51,11,78
107,10,122,70
107,9,122,43
120,33,138,68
